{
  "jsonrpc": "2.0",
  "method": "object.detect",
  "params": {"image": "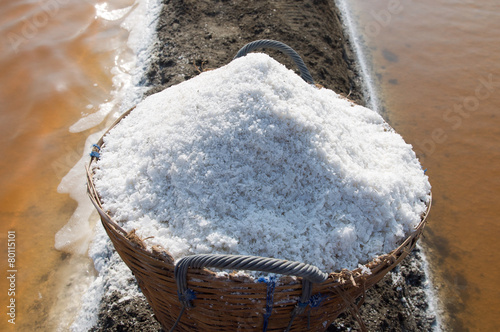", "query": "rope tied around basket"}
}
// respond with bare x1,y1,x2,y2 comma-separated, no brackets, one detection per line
287,286,328,331
177,288,196,307
258,276,276,332
309,293,326,308
90,144,101,159
172,254,328,331
306,293,328,329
